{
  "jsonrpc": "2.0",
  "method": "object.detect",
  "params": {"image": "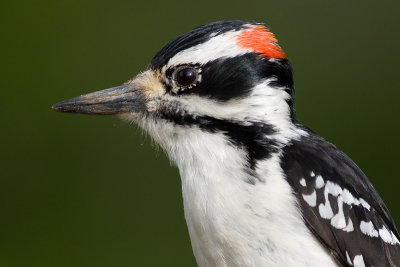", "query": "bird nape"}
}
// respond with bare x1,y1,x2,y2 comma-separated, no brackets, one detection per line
53,20,400,267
